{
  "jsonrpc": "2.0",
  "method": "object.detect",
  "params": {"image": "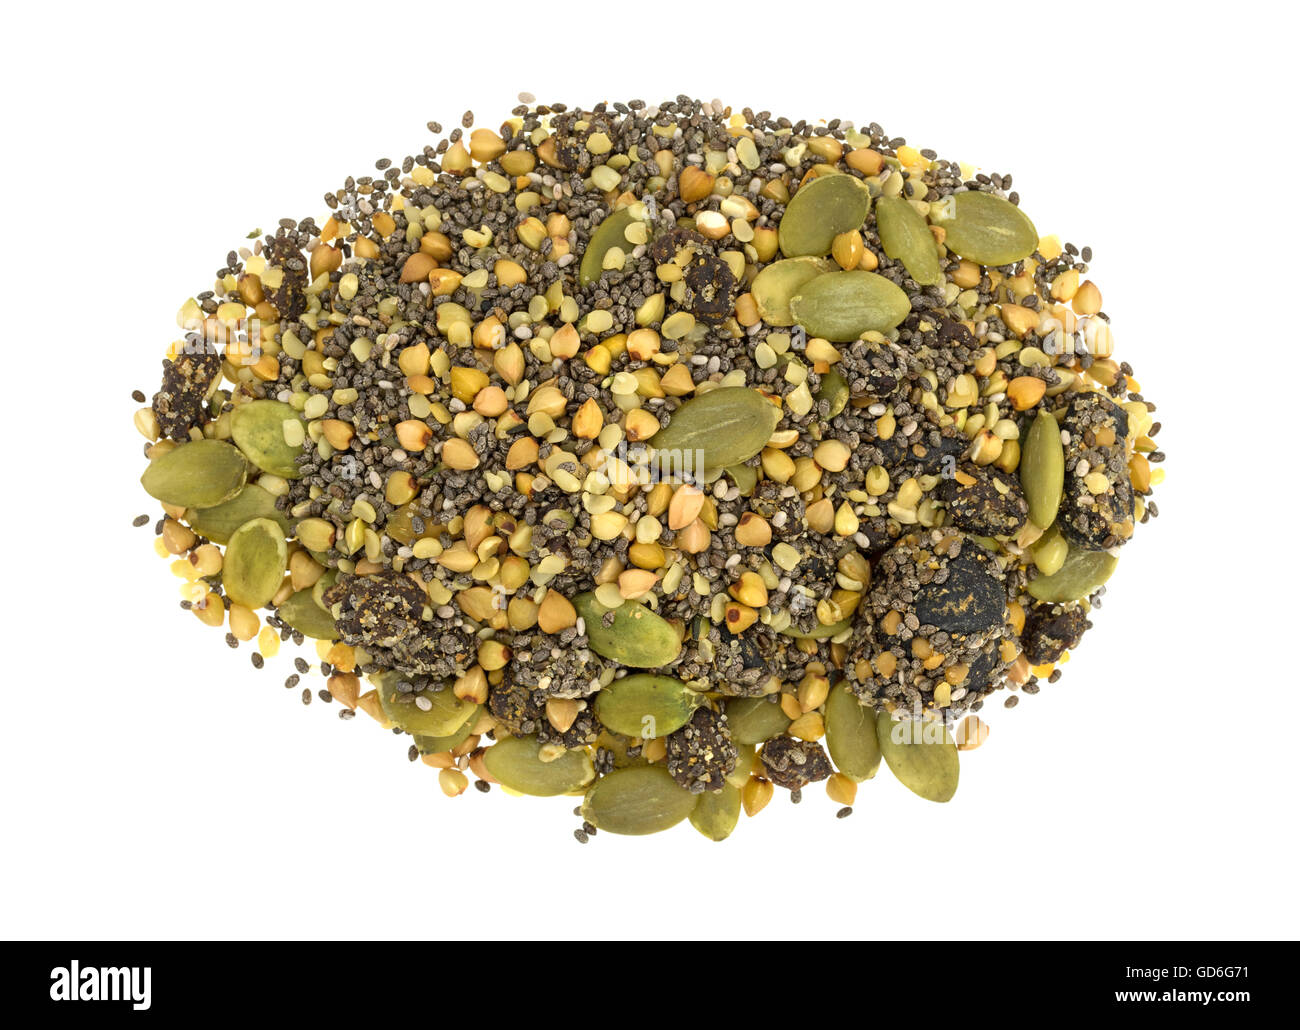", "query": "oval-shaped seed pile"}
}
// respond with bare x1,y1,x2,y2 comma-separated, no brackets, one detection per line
132,96,1164,840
